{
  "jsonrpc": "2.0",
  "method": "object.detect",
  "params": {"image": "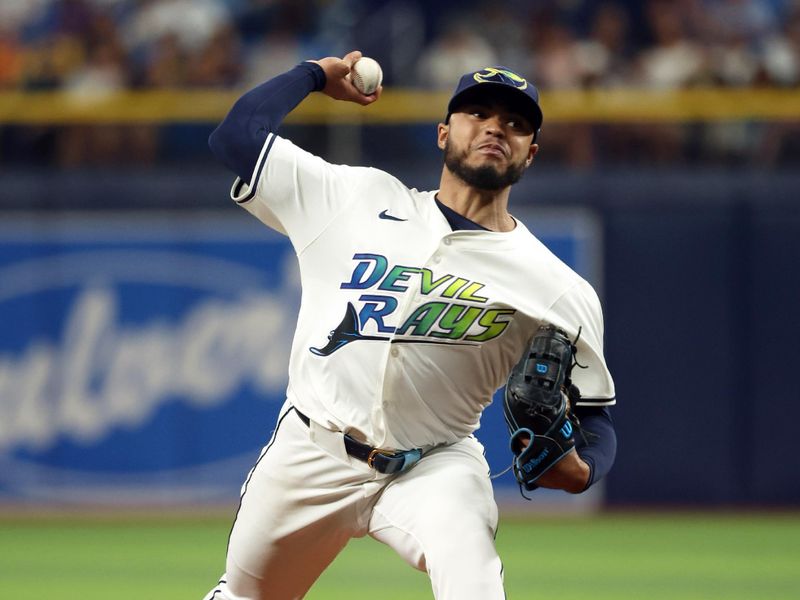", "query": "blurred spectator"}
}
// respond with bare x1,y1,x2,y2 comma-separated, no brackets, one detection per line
701,0,779,44
23,34,86,90
761,7,800,85
708,37,761,86
473,1,529,68
700,0,765,163
344,0,427,85
416,20,497,88
0,28,24,88
574,3,632,87
242,29,307,88
526,21,596,167
63,9,128,93
57,10,133,168
636,0,709,88
310,0,361,60
627,0,710,164
140,33,186,88
758,8,800,164
62,39,125,95
0,0,51,35
569,3,631,166
240,3,319,89
123,0,232,55
51,0,97,38
186,24,242,87
703,36,761,163
530,23,584,89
